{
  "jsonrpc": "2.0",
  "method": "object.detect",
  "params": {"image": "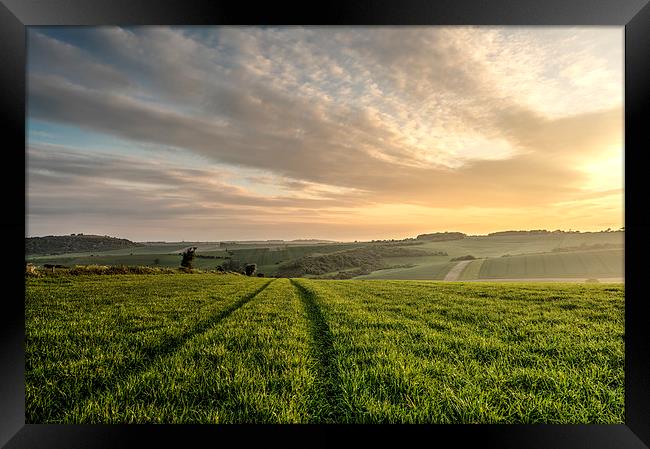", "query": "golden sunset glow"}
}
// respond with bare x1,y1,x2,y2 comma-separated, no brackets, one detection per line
27,26,623,241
